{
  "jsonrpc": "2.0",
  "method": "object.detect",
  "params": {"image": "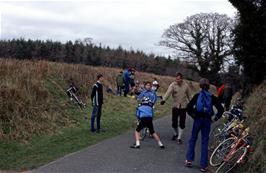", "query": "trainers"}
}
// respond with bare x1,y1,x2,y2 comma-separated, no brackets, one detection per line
185,160,192,167
177,139,182,144
90,129,96,133
160,145,165,149
130,144,140,149
200,168,208,172
172,135,177,141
